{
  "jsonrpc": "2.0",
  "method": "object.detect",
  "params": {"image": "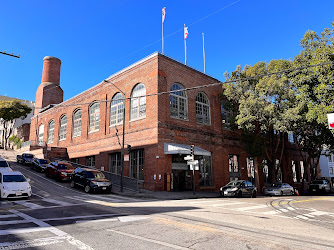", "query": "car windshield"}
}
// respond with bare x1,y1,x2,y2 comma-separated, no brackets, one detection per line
58,164,74,170
272,184,282,188
226,181,243,186
25,154,34,158
39,159,49,164
312,180,324,184
0,161,9,167
86,171,106,179
3,175,26,182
